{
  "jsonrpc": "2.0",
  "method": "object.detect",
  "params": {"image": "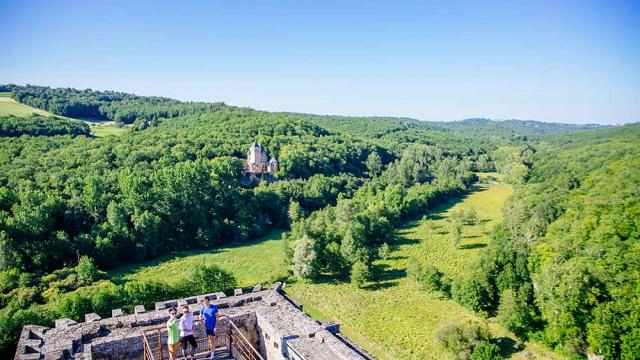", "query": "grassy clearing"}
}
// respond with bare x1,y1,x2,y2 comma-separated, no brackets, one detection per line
0,92,11,97
88,124,128,137
285,182,559,360
109,229,287,288
0,96,52,117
